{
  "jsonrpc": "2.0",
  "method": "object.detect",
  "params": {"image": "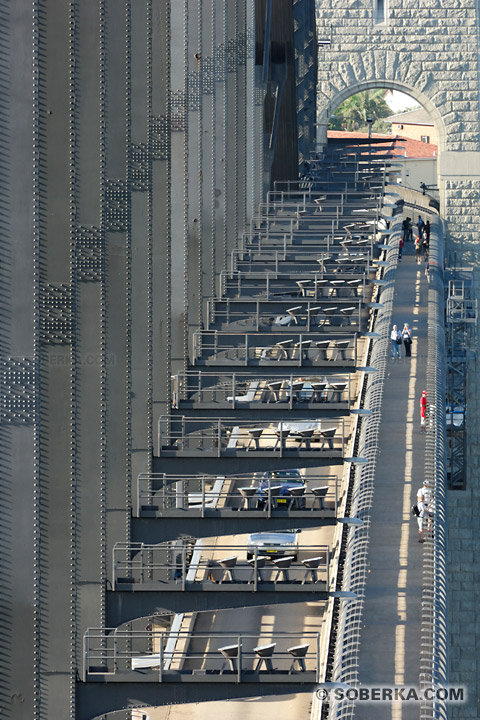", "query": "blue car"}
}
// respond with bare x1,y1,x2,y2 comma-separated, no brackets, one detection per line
256,469,305,509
